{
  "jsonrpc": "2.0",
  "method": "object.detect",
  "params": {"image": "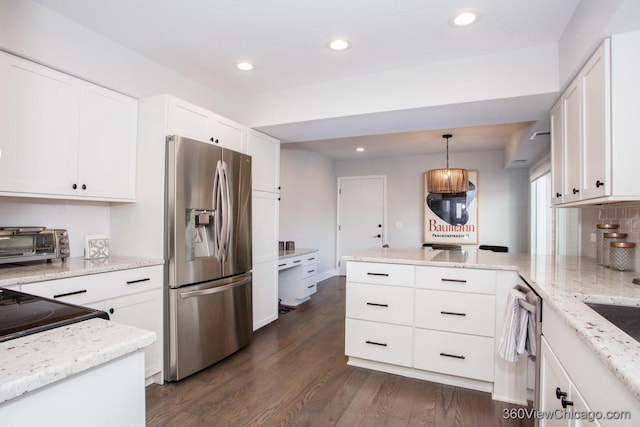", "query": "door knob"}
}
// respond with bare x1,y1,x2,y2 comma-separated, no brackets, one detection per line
373,234,381,238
